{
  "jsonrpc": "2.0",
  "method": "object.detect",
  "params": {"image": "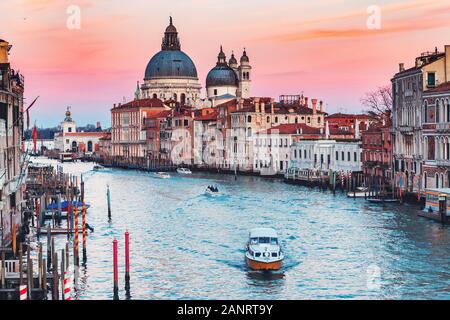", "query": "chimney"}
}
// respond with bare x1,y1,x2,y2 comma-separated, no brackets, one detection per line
270,98,275,114
261,101,265,113
399,63,405,72
96,121,101,129
446,45,450,83
312,99,317,114
254,97,260,113
319,101,324,113
305,97,309,108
